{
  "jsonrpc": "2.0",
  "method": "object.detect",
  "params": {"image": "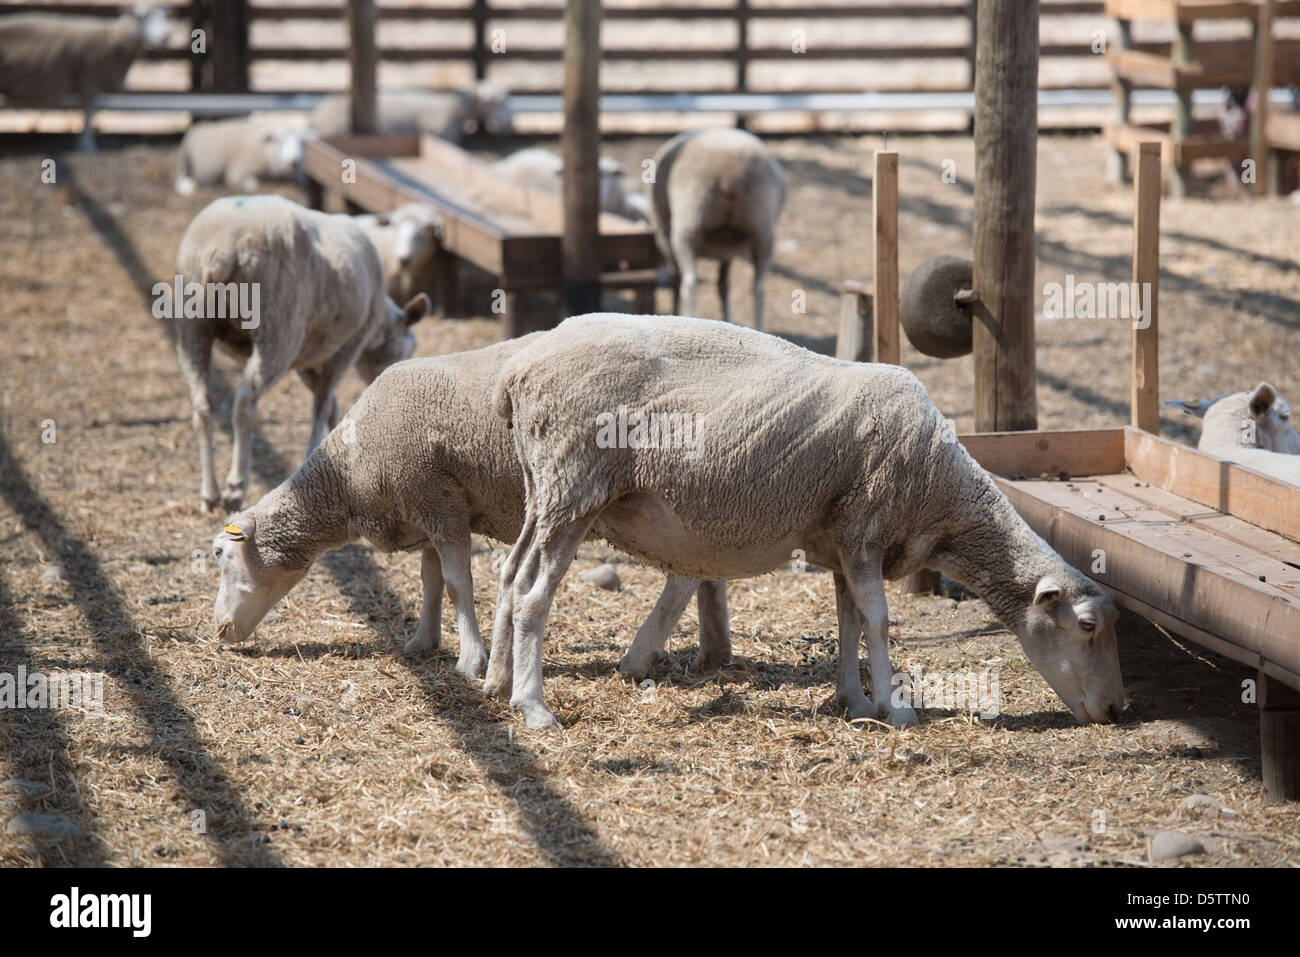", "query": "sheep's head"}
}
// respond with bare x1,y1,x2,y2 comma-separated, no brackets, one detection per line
470,81,513,134
380,204,444,271
1015,576,1125,724
133,4,171,47
255,126,306,181
212,515,308,645
1247,382,1300,453
356,293,431,383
